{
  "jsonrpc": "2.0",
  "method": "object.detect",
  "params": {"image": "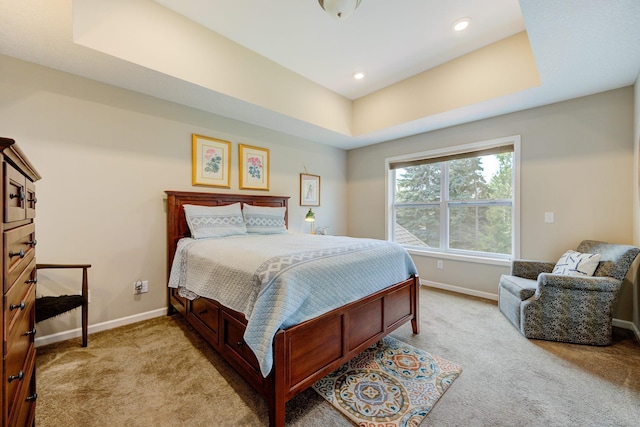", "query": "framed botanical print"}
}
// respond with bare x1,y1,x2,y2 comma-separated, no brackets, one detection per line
300,173,320,206
239,144,270,190
191,134,231,188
